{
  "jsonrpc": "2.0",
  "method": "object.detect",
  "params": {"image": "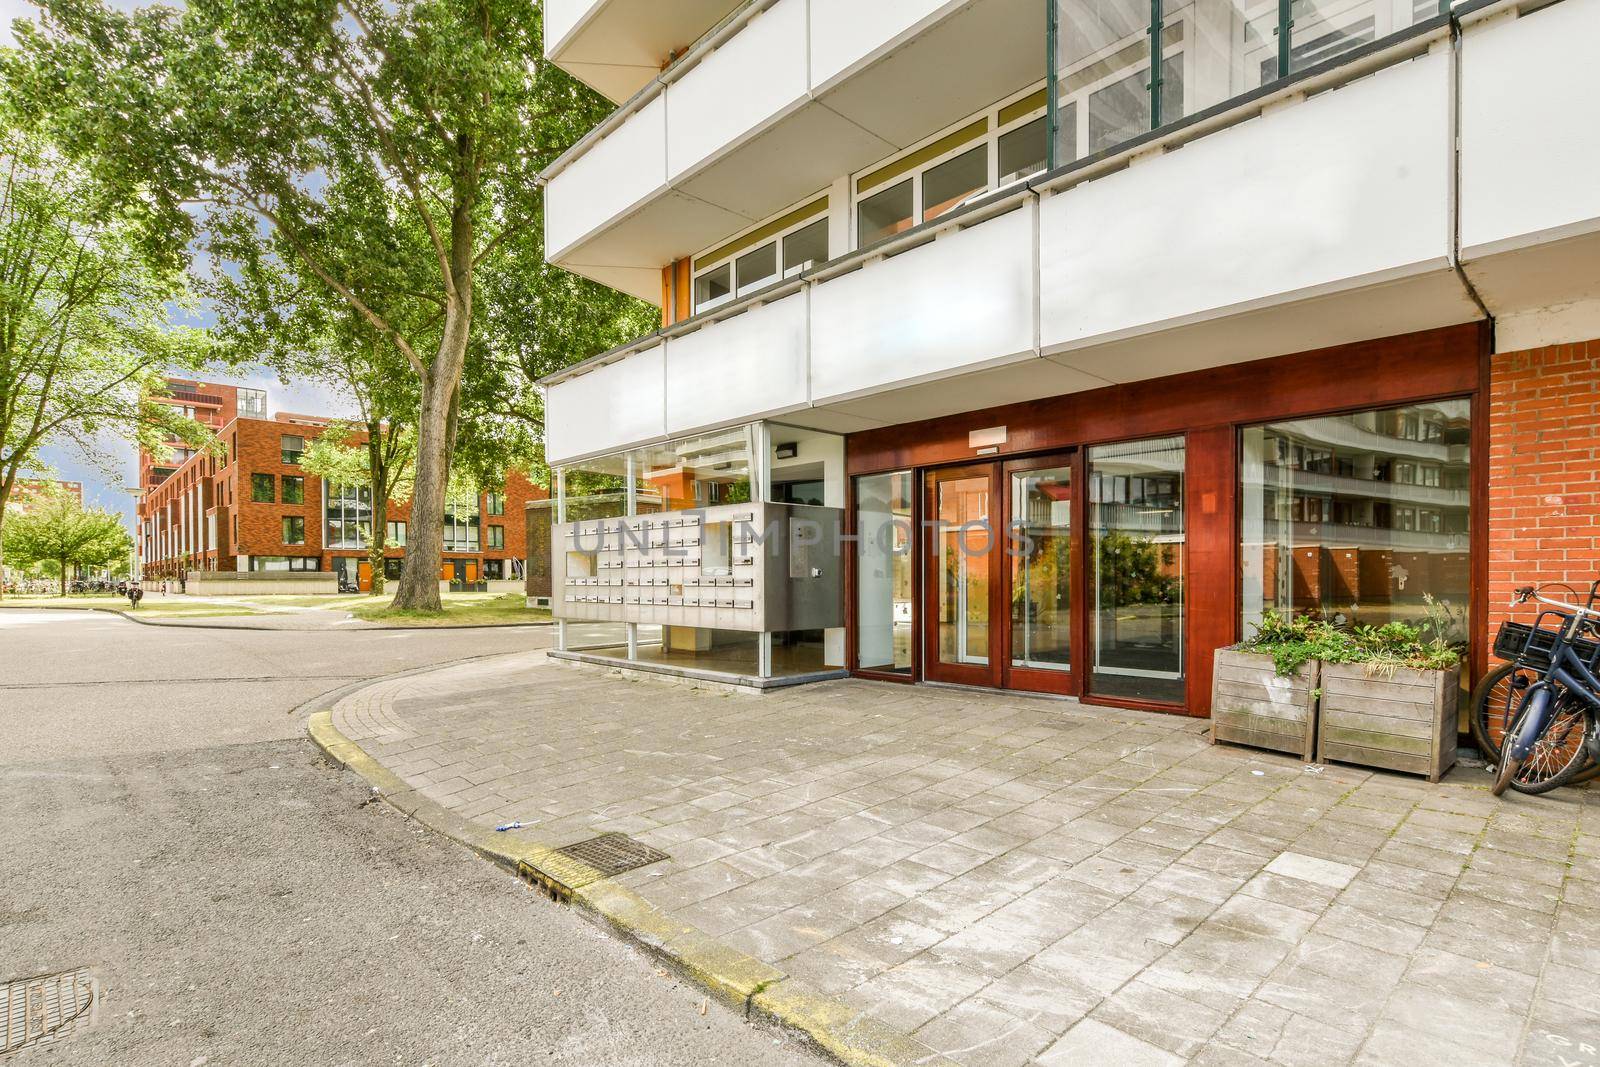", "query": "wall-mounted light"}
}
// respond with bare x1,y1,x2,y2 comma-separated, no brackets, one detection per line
774,442,799,460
